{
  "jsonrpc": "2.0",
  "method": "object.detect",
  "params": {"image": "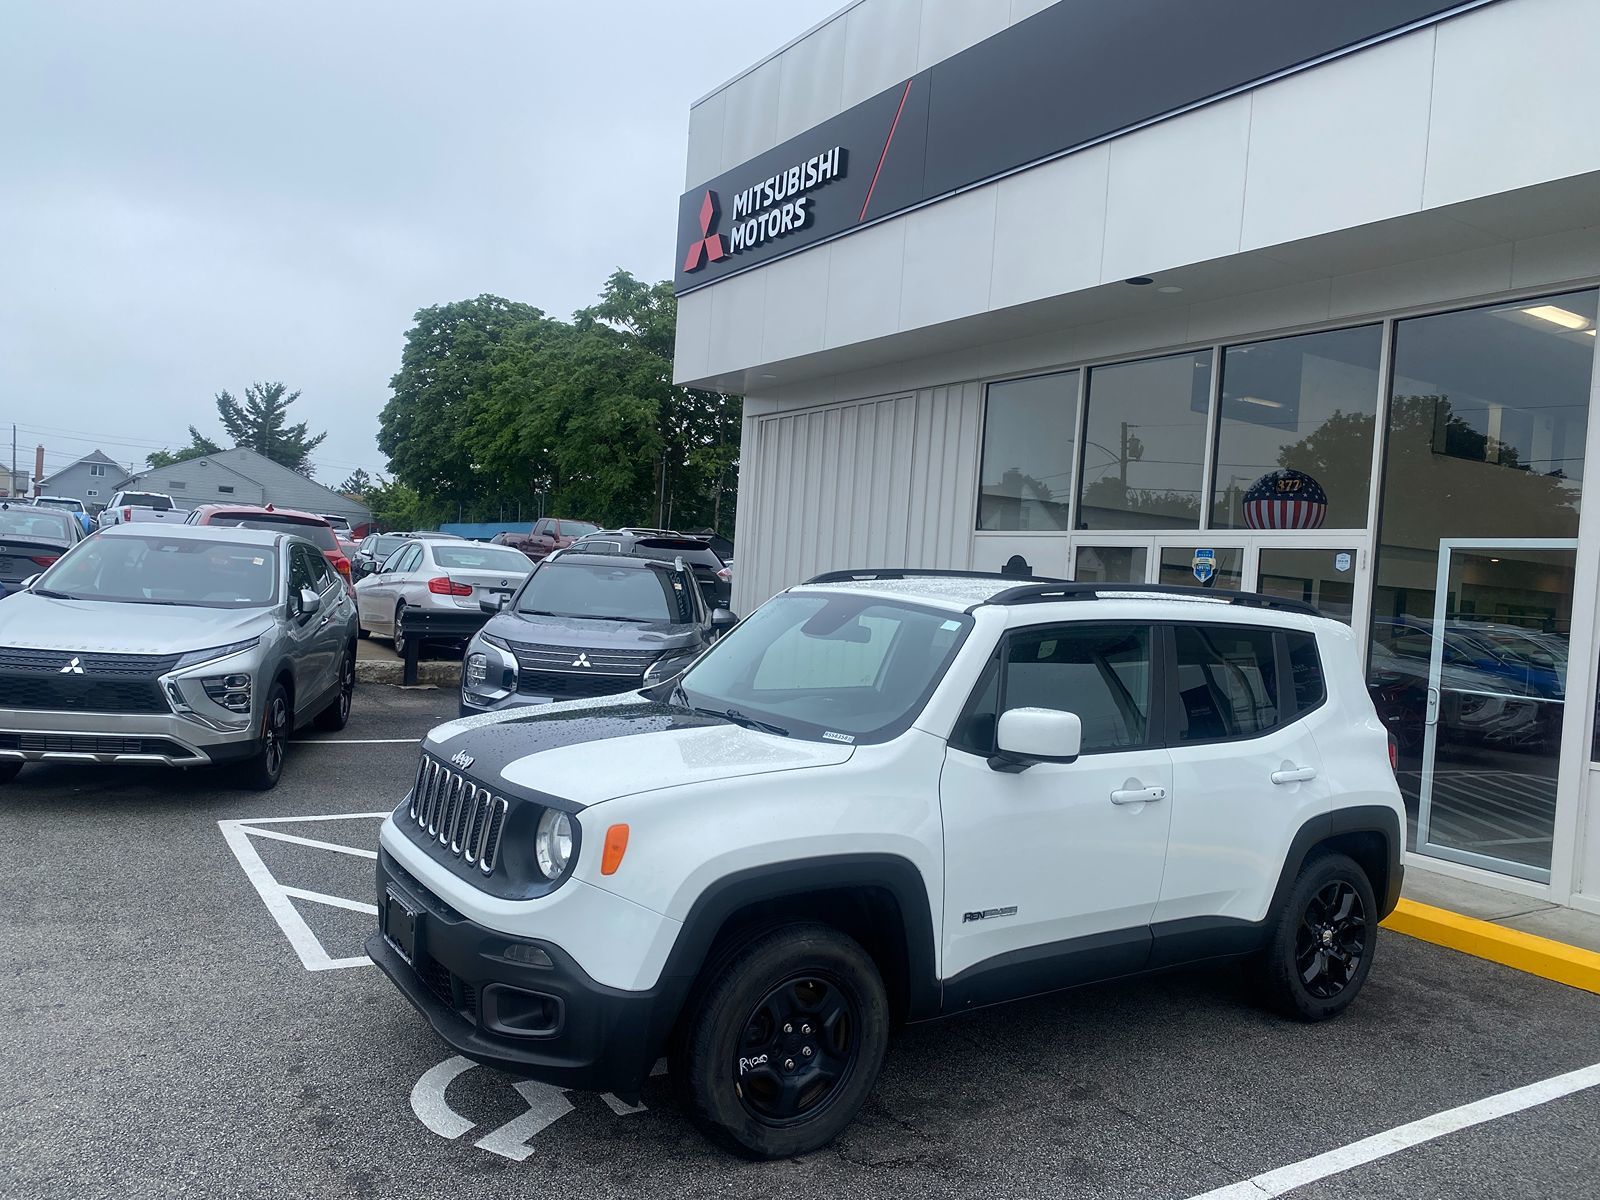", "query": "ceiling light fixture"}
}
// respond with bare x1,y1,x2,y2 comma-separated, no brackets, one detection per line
1157,285,1184,295
1521,304,1592,331
1234,396,1284,409
1125,276,1154,286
